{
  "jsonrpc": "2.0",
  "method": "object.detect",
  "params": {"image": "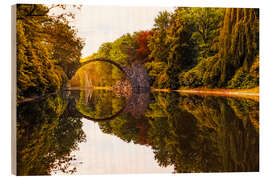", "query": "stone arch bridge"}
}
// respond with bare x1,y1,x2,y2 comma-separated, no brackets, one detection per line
68,58,150,92
64,57,151,122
